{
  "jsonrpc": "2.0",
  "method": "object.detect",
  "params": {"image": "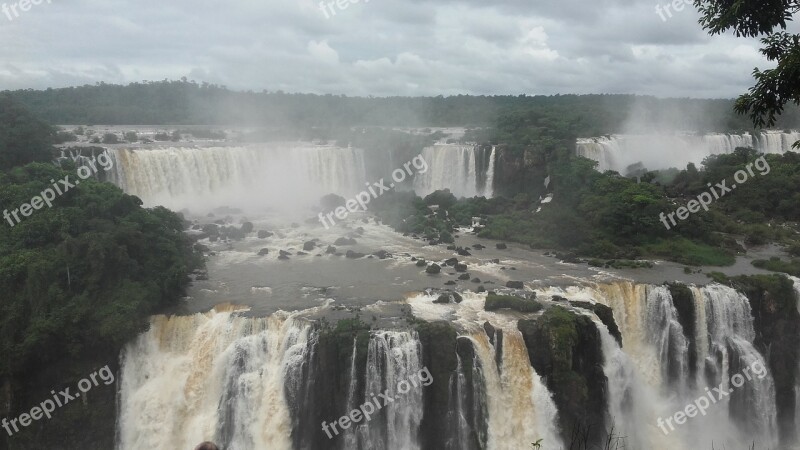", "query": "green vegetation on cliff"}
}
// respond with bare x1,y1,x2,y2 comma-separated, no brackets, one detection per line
0,98,202,449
